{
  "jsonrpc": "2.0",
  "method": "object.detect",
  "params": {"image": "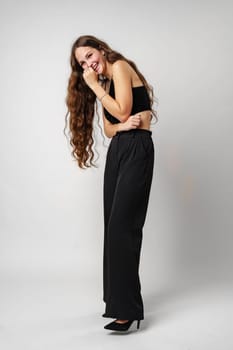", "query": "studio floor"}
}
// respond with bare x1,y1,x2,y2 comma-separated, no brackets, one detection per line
0,271,232,350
